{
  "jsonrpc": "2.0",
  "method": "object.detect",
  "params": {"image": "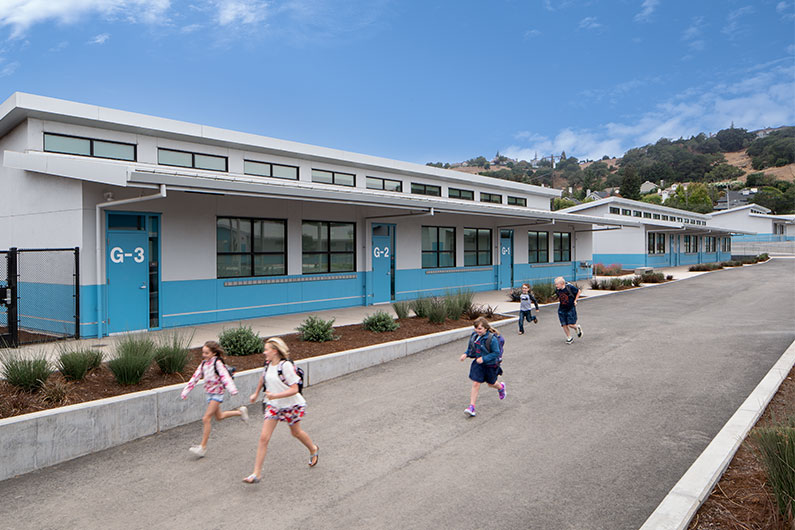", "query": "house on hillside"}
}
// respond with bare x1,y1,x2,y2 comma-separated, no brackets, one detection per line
560,197,745,270
639,181,658,194
0,93,637,338
585,190,610,201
